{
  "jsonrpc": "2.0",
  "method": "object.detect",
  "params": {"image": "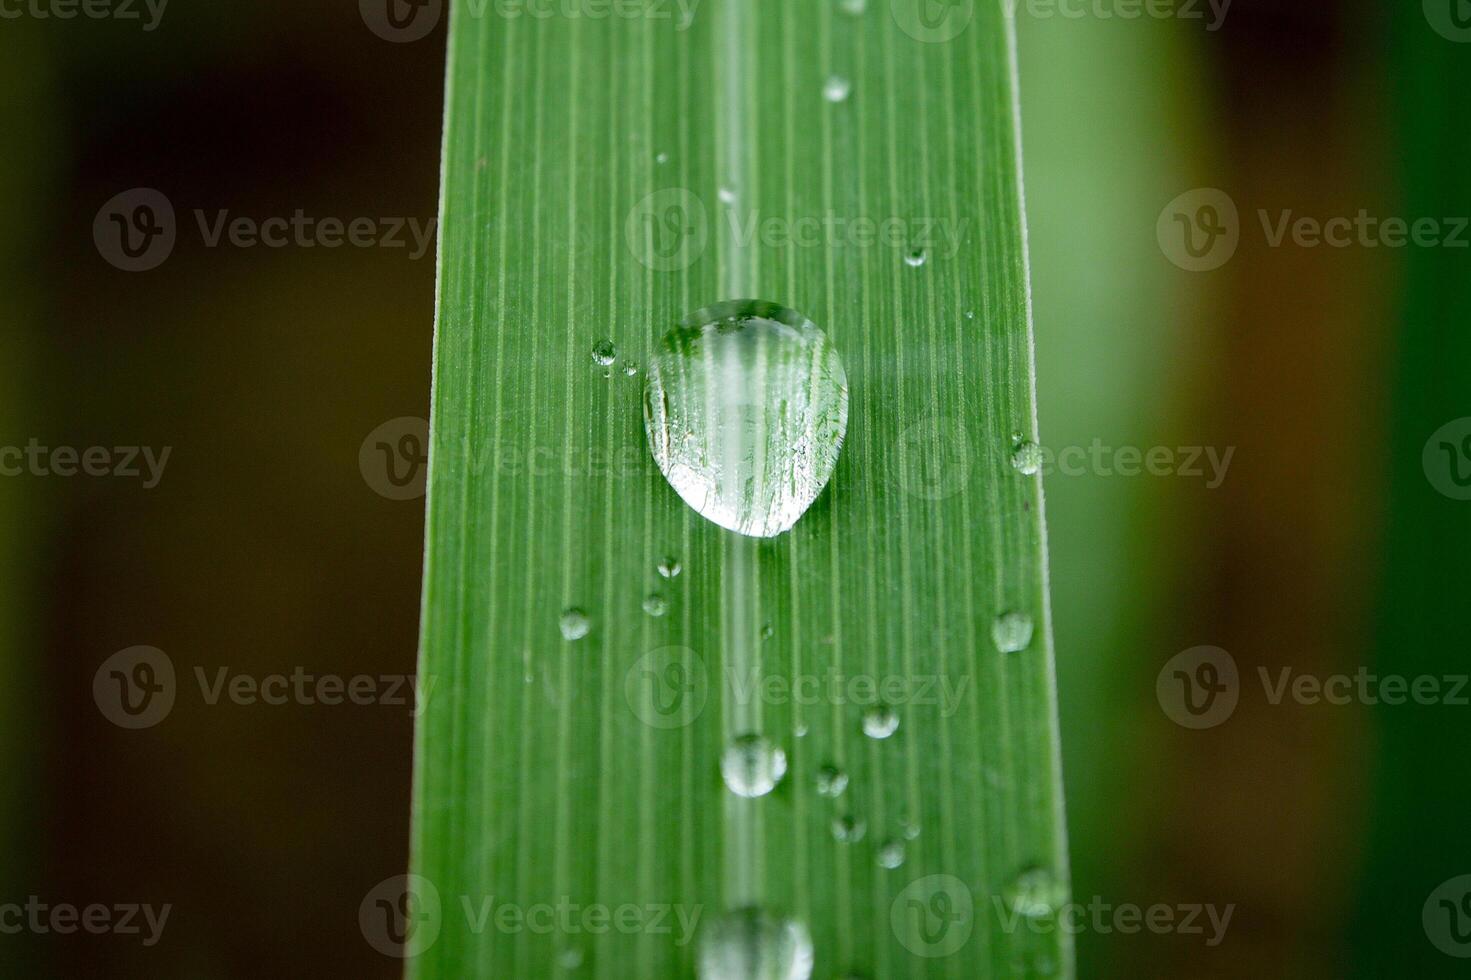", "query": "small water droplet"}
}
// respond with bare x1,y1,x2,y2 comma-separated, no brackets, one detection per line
657,556,683,578
644,300,849,538
794,721,809,737
559,608,590,641
721,734,788,798
876,839,906,869
900,818,921,840
656,151,669,164
992,611,1034,653
592,339,617,366
823,75,851,103
861,706,899,739
761,622,775,641
1010,439,1042,475
558,946,584,969
718,186,738,205
815,765,848,798
965,310,975,320
838,0,866,13
623,362,639,376
643,593,668,617
697,907,814,980
904,249,927,267
1006,866,1066,920
832,814,866,843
